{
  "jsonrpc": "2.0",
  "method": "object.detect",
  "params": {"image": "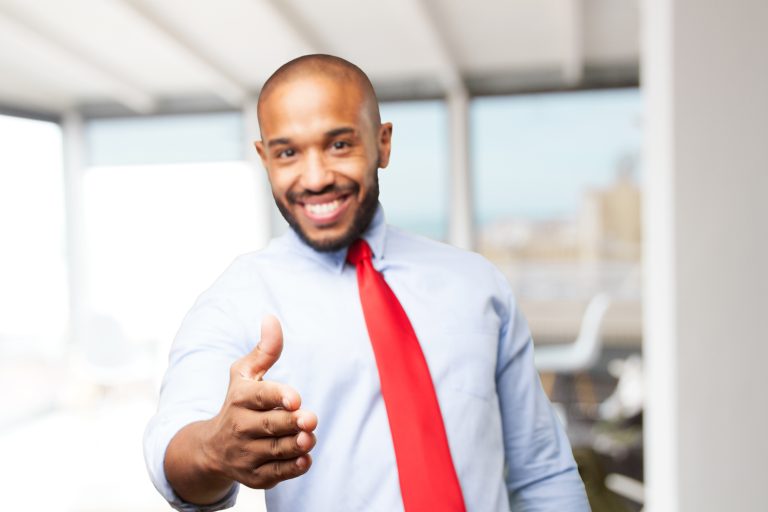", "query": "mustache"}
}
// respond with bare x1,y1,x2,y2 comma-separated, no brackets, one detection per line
286,183,358,203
